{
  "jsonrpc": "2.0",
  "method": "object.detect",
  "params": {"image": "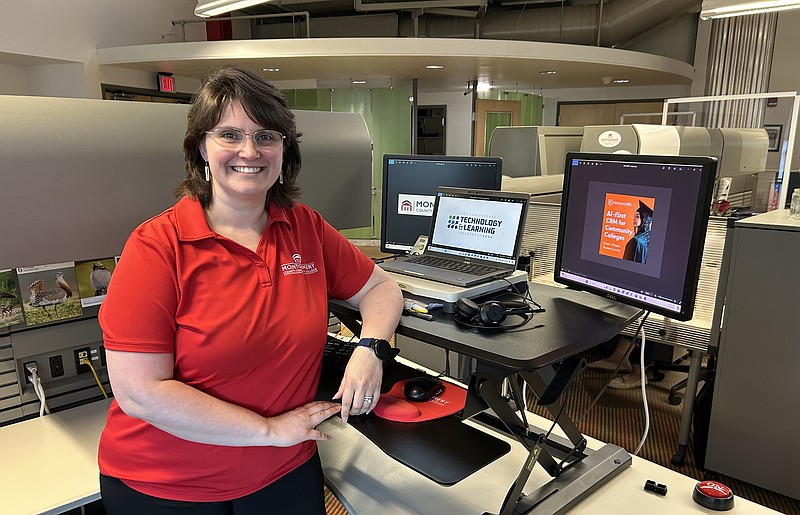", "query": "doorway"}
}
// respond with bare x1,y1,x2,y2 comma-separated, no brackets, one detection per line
417,105,446,155
474,99,522,156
